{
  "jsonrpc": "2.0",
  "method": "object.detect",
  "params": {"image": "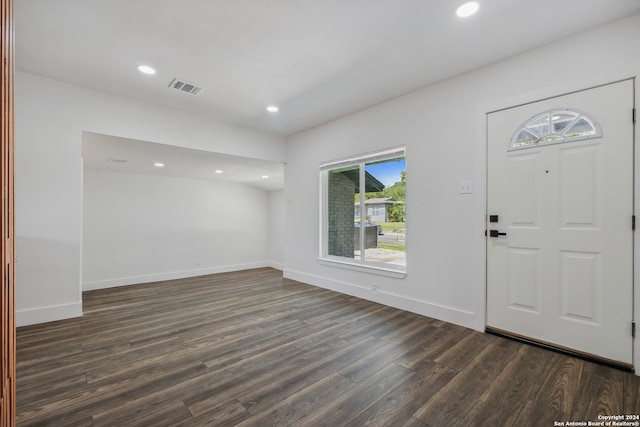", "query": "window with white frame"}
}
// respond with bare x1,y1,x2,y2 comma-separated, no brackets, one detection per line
509,109,602,150
320,147,406,273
